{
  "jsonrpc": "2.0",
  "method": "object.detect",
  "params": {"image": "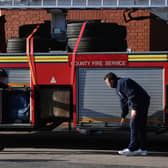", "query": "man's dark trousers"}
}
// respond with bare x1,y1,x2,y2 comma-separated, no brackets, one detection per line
128,99,150,151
